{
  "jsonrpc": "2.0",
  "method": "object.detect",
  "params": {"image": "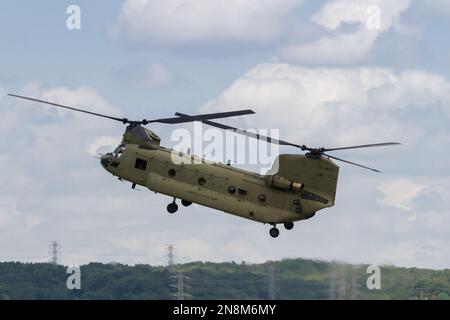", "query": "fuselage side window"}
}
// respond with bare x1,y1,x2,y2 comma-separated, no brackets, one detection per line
134,158,147,171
